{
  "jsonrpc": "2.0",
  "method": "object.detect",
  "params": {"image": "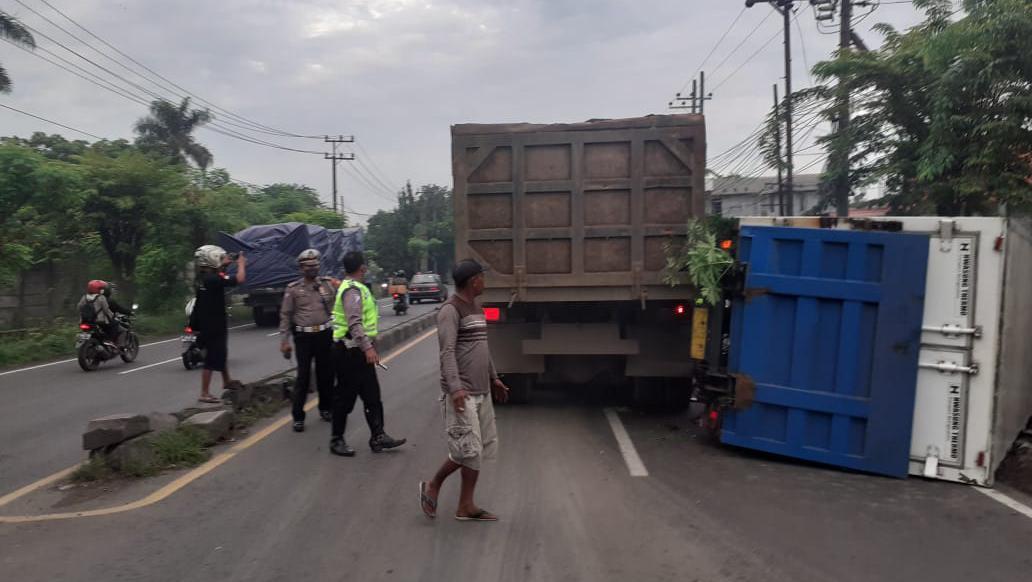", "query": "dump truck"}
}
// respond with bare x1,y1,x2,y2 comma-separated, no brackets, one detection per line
218,223,363,326
451,114,706,402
